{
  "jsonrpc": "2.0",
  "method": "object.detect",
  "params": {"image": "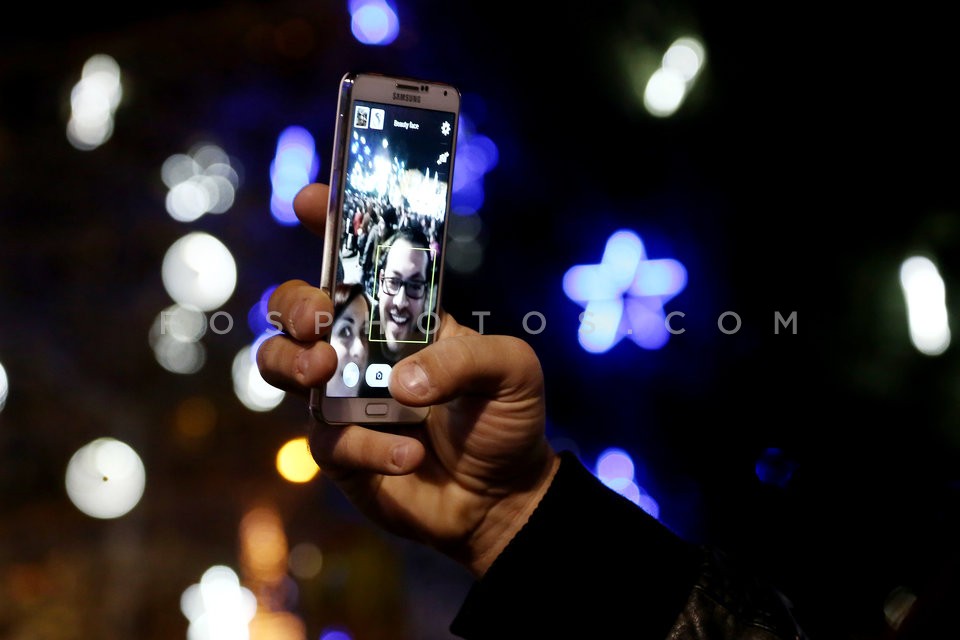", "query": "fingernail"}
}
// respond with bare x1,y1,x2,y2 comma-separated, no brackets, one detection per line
398,363,429,396
391,444,410,470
